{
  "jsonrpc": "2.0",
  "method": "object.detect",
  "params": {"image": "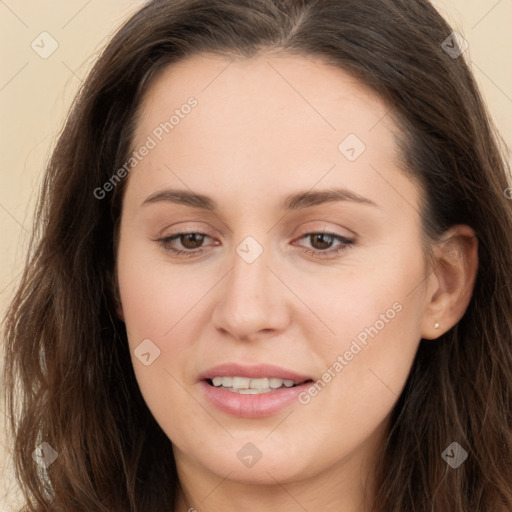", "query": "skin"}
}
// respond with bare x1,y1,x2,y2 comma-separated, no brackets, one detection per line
115,52,478,512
